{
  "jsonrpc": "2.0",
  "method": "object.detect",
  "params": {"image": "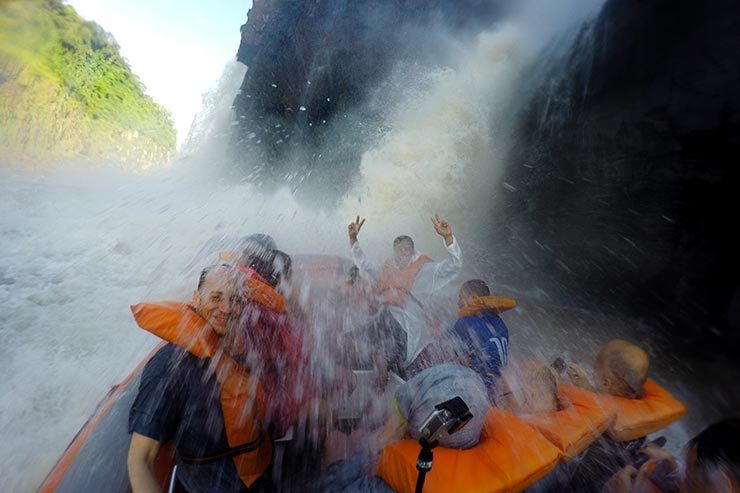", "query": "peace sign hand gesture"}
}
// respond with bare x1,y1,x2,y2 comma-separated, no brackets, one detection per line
431,214,454,246
348,216,365,246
